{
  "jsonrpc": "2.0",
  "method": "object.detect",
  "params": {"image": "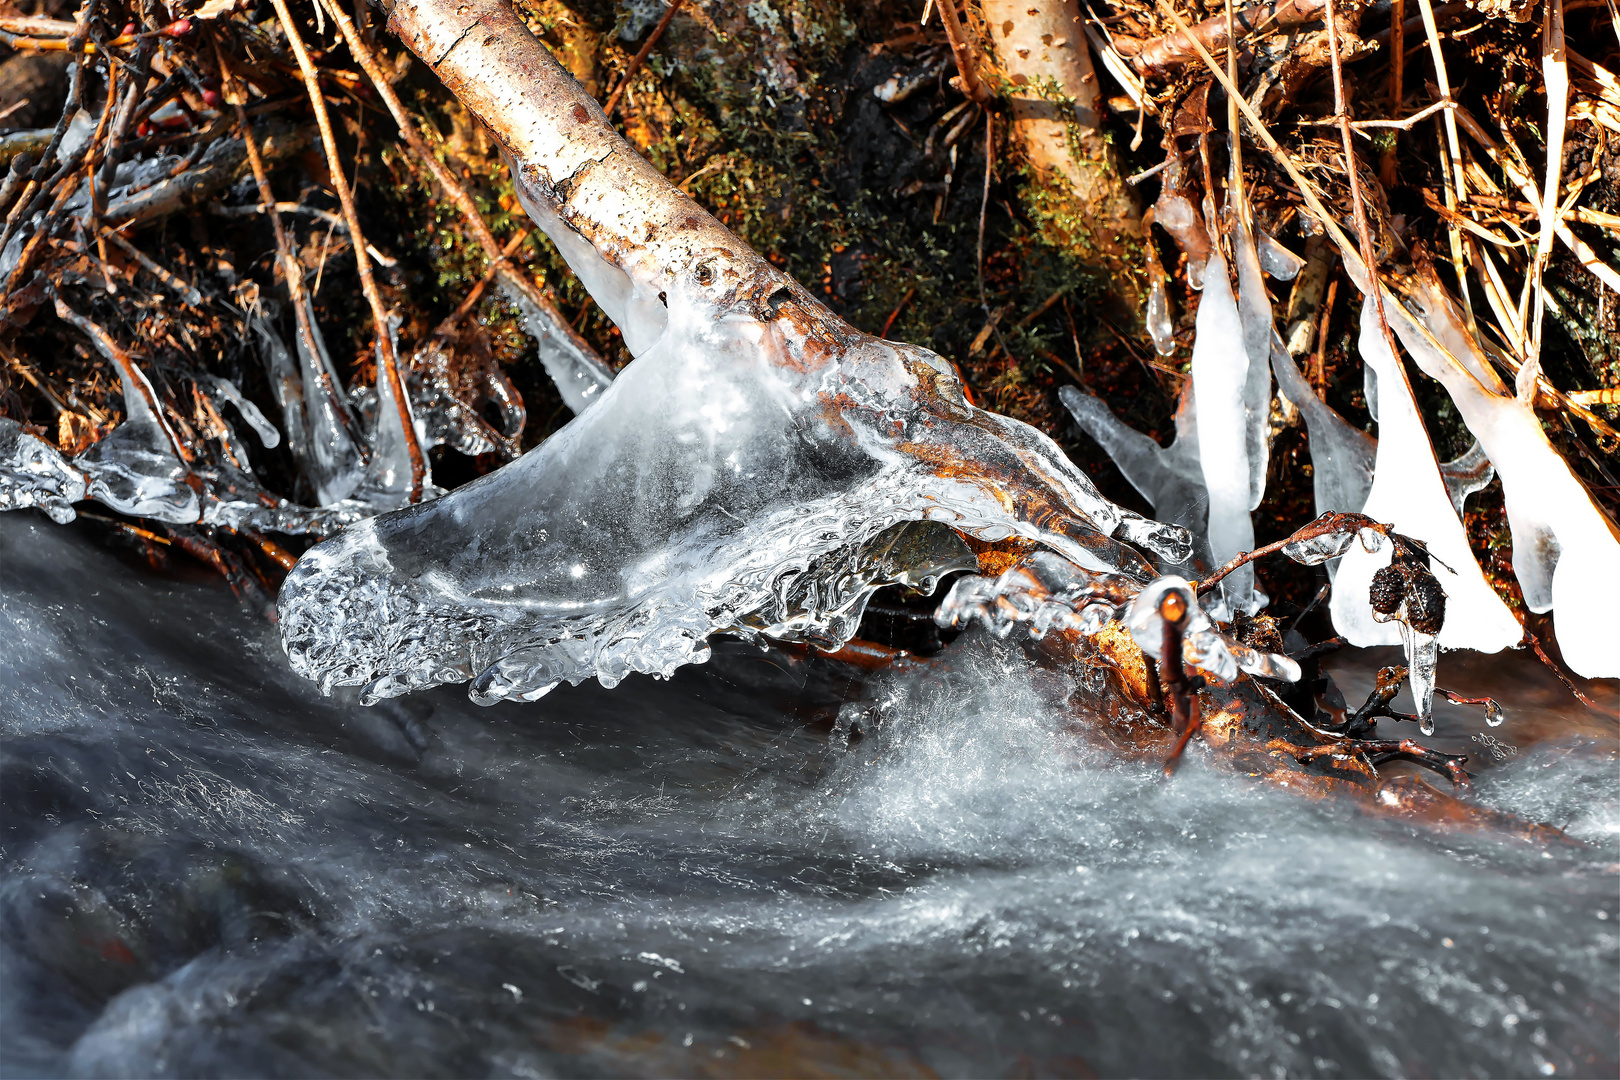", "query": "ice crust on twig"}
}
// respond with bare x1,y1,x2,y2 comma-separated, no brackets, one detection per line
278,293,1192,705
1126,576,1301,684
